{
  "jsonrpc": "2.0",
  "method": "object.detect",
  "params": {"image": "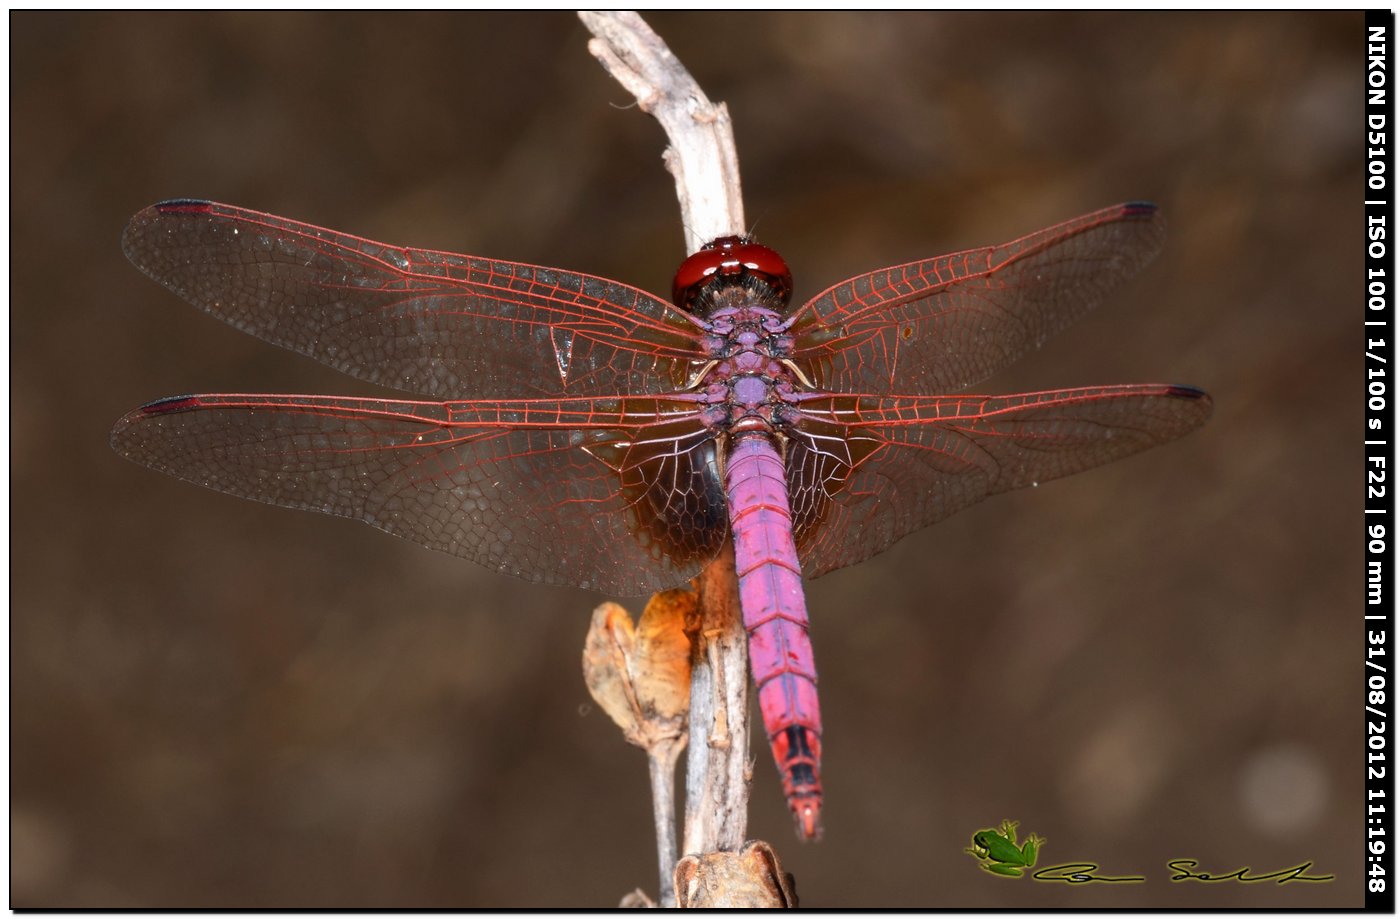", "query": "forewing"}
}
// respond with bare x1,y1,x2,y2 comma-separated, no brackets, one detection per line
122,201,702,399
788,203,1166,395
110,393,721,594
787,385,1212,577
